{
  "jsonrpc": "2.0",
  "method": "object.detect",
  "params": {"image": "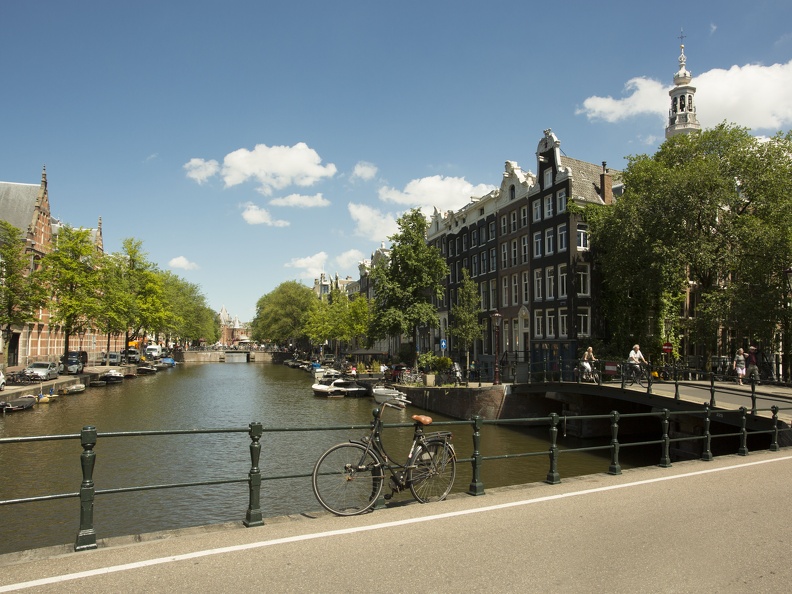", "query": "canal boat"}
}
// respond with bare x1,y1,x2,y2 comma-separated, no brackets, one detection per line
311,378,369,398
101,369,124,383
0,398,36,412
371,385,408,405
60,383,86,395
136,364,157,374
